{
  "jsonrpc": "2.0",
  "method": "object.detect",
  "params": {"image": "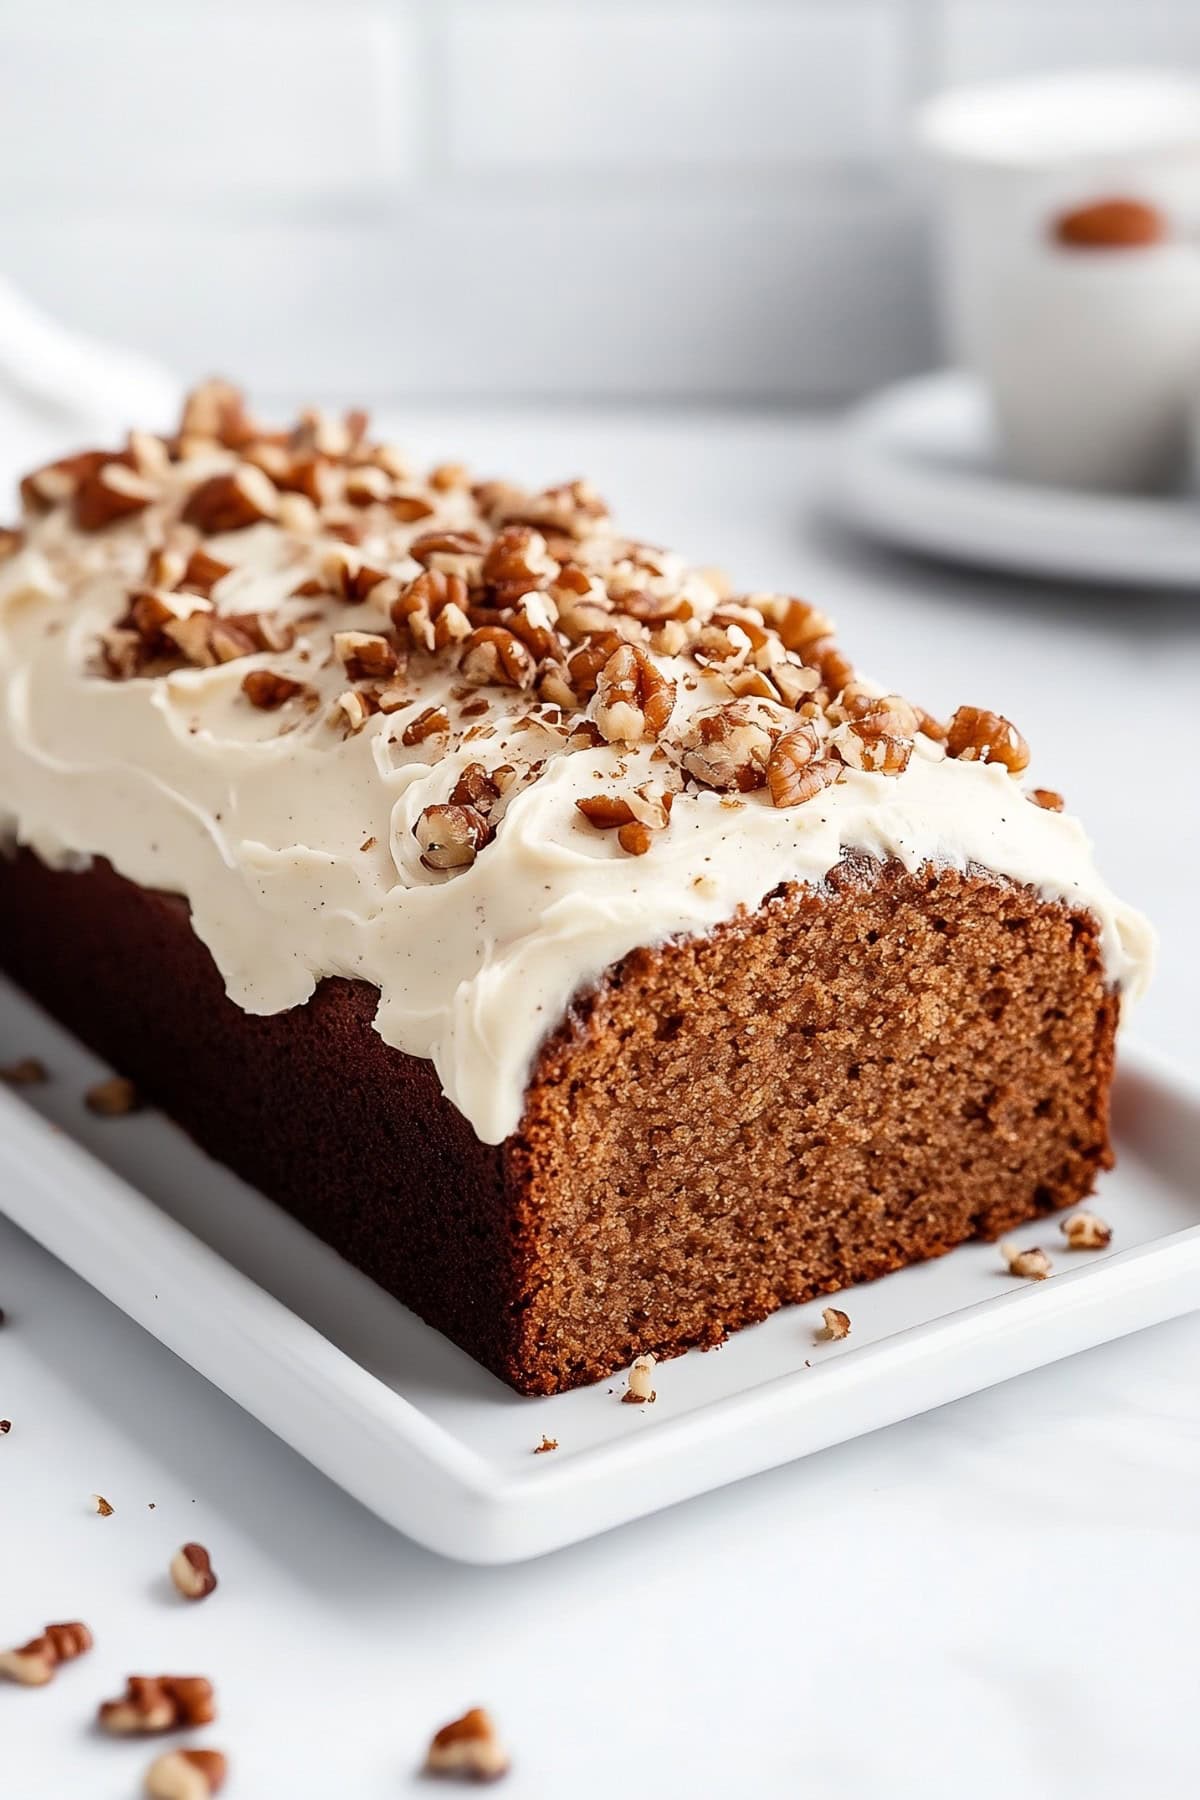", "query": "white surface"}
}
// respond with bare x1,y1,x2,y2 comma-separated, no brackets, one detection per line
4,409,1200,1797
3,993,1193,1565
833,370,1200,583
